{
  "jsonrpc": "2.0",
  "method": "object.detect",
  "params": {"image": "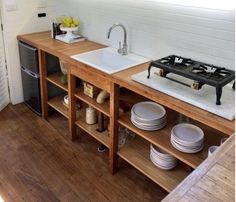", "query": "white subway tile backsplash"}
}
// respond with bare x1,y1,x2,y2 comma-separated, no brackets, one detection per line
63,0,235,70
